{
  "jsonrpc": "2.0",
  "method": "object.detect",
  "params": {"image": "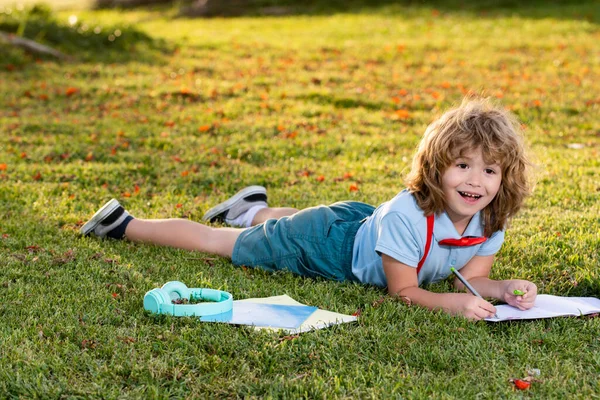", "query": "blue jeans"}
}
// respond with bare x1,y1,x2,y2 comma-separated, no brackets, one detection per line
231,201,375,282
